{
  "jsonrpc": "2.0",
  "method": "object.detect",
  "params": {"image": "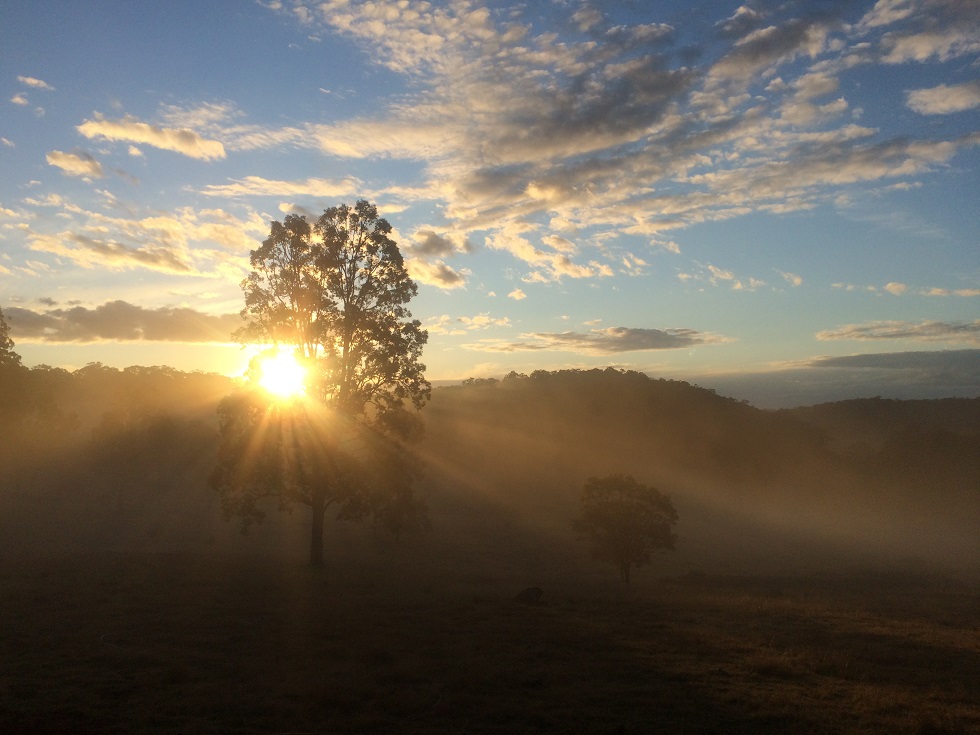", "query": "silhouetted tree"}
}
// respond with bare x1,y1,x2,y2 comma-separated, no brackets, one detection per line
0,307,22,370
573,474,678,586
211,200,430,566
